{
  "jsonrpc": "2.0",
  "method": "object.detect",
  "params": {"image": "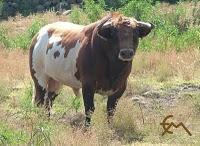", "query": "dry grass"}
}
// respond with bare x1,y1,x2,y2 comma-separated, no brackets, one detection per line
0,12,69,37
0,49,28,81
132,49,200,81
0,48,199,145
